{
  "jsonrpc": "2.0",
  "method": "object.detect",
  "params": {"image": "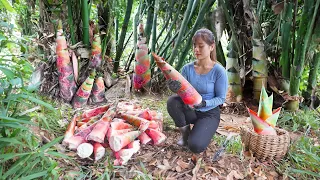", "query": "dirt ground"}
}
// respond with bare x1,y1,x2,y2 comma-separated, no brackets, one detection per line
116,112,282,180
56,93,295,179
